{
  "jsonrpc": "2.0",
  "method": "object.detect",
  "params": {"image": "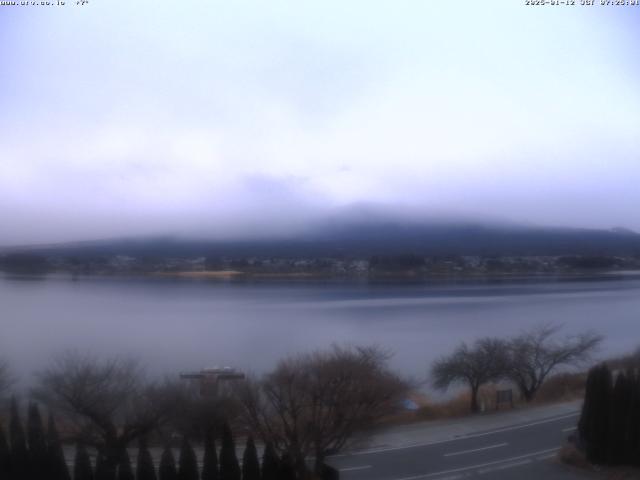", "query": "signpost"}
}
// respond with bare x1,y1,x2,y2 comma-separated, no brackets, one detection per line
496,389,514,410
